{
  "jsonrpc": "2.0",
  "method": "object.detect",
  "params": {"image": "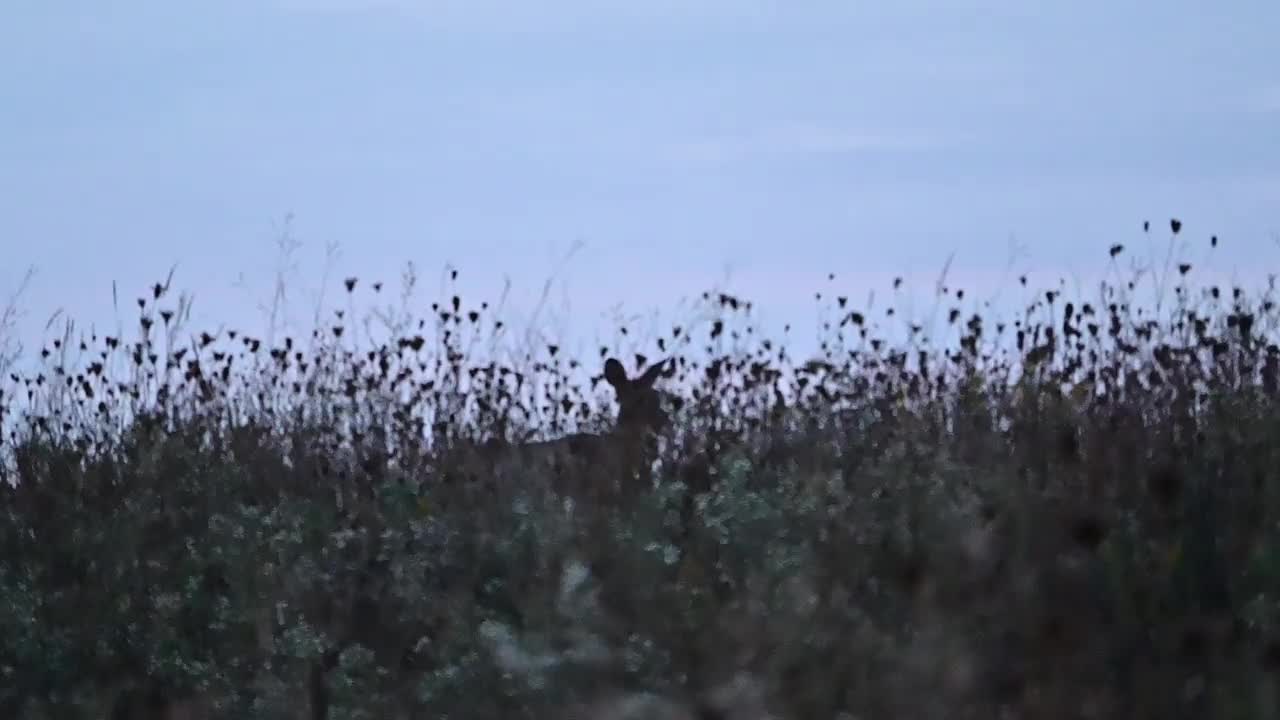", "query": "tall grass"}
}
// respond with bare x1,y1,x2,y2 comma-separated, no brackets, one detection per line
3,225,1280,719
